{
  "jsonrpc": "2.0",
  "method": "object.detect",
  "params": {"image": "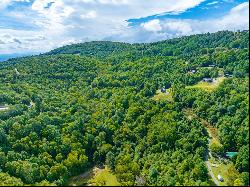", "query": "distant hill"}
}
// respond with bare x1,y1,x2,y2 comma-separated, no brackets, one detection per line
0,53,39,62
45,41,133,58
45,30,249,59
